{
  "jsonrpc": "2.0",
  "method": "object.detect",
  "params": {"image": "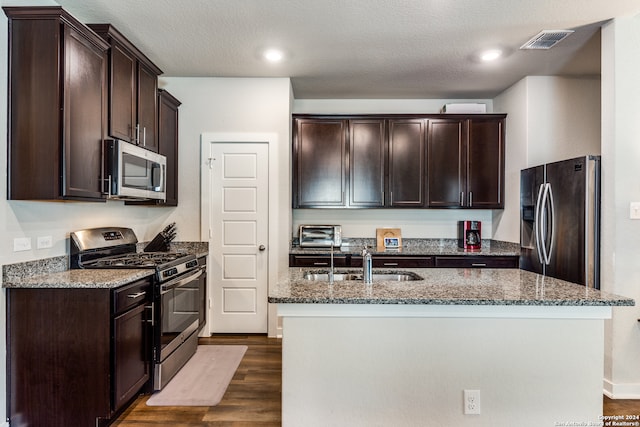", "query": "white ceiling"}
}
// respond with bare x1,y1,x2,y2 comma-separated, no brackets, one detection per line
53,0,640,99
